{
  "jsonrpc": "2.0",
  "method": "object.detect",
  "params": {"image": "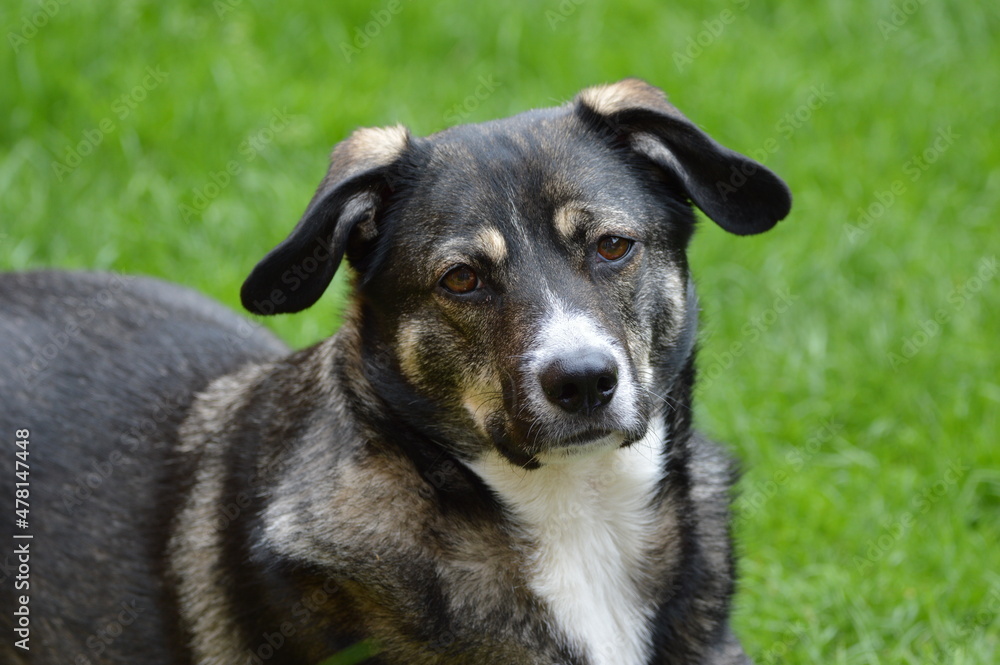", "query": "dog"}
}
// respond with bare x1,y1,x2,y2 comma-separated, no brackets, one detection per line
0,78,790,665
